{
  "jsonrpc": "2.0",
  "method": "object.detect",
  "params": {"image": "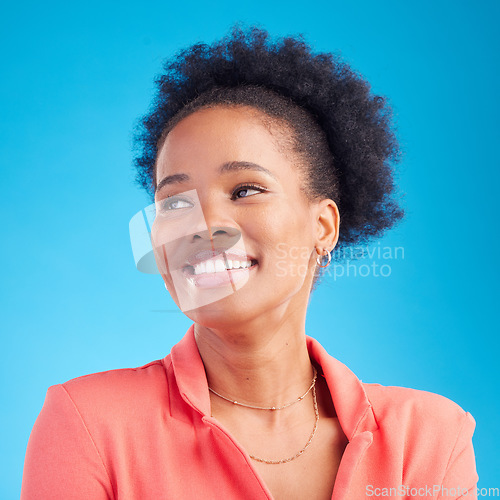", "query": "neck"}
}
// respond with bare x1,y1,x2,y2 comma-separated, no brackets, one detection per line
194,307,314,409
